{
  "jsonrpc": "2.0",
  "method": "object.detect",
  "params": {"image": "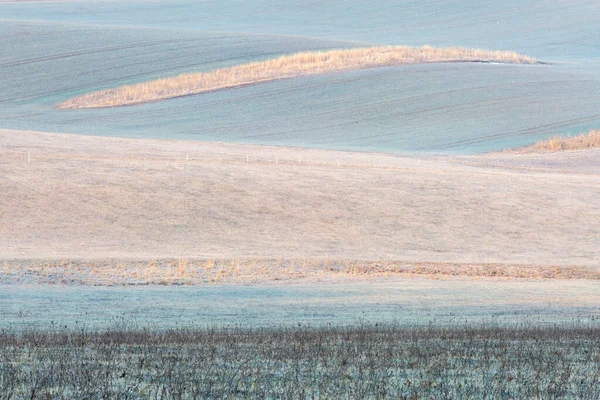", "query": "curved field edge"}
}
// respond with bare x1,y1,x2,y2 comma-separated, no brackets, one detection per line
57,46,537,109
